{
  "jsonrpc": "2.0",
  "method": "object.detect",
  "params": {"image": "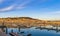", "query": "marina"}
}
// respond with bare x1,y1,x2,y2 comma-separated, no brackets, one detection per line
0,25,60,36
